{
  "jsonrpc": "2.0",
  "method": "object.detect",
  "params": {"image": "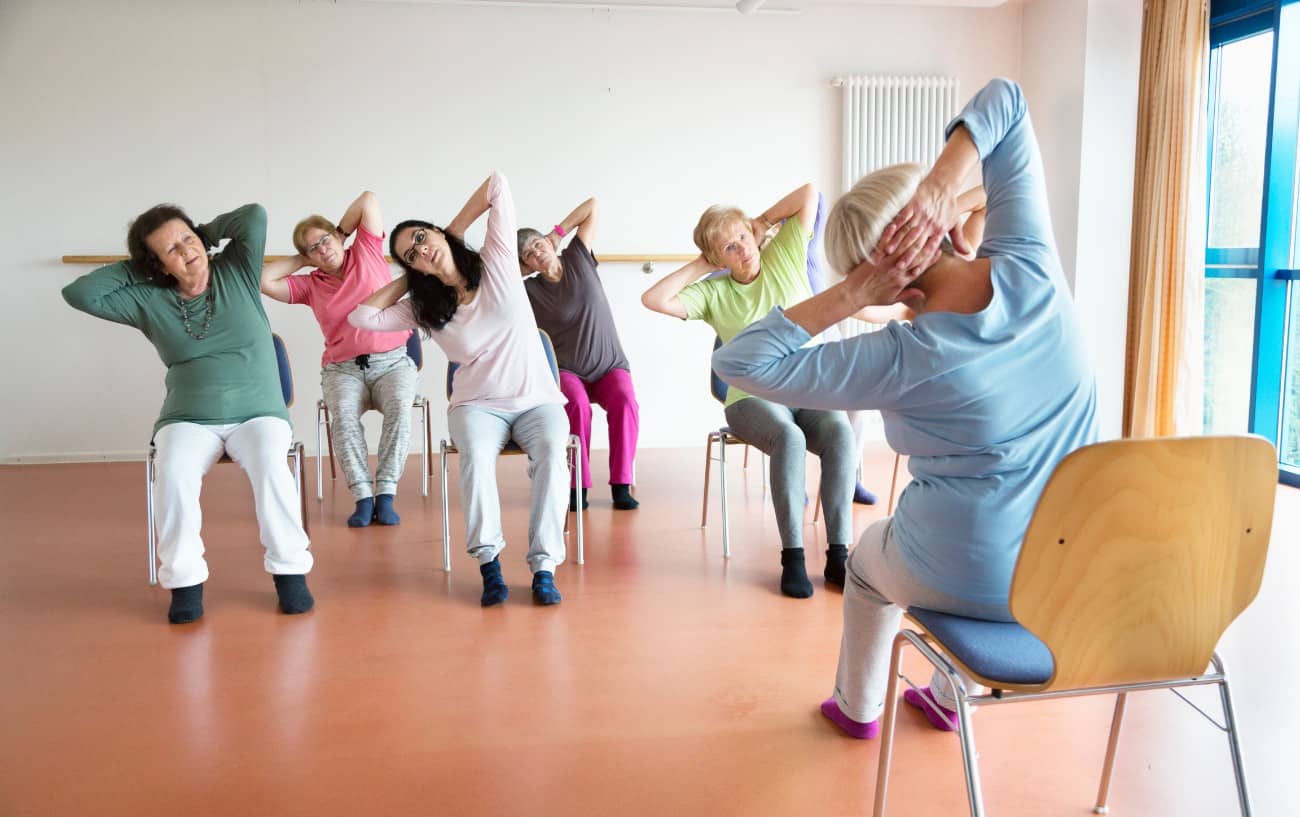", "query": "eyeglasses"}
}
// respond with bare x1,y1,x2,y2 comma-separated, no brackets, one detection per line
403,228,437,265
305,233,334,255
522,238,549,263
